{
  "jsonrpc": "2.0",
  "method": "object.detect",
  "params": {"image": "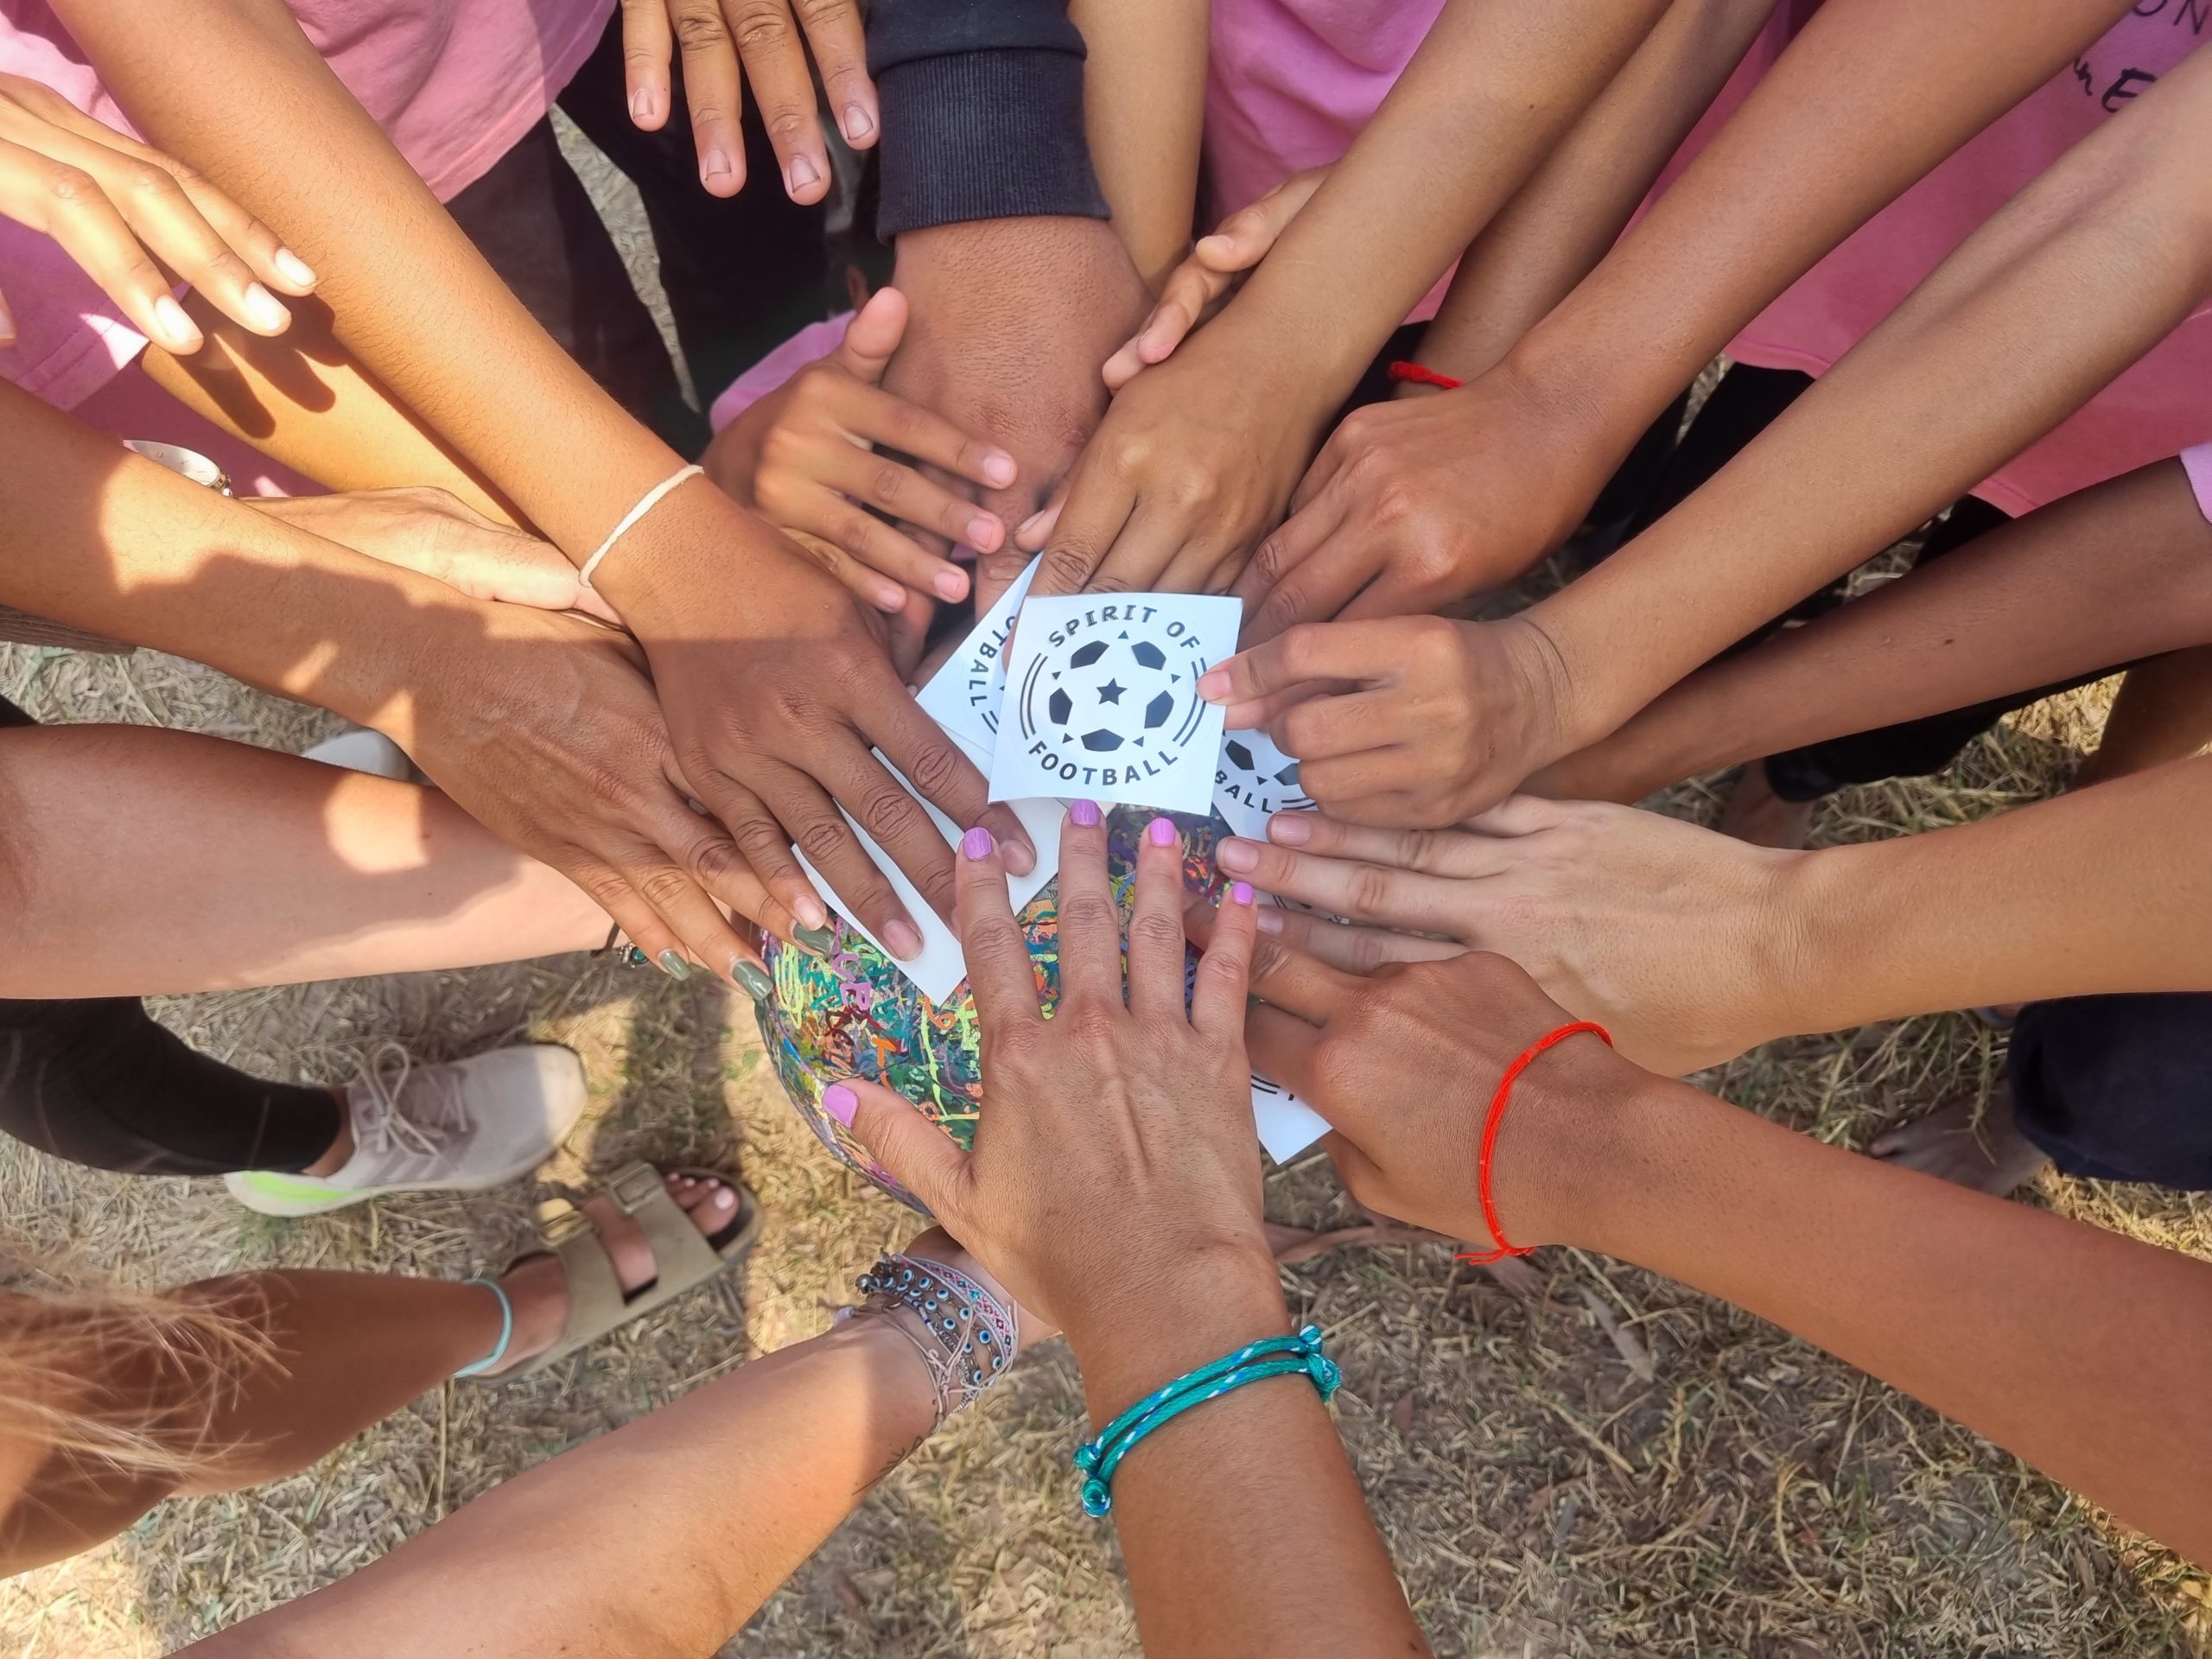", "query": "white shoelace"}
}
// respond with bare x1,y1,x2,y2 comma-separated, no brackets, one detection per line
349,1040,461,1159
